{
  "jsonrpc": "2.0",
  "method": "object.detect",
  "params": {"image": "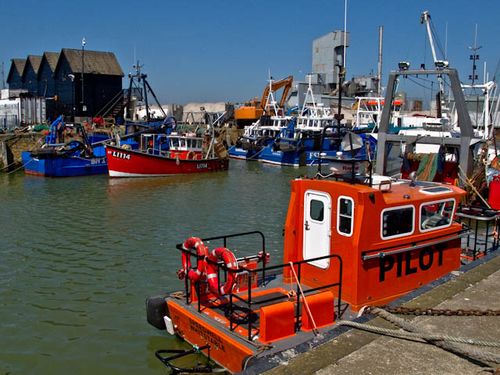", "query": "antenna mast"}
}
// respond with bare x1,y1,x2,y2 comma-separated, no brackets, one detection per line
468,24,482,86
377,26,383,96
1,61,5,89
